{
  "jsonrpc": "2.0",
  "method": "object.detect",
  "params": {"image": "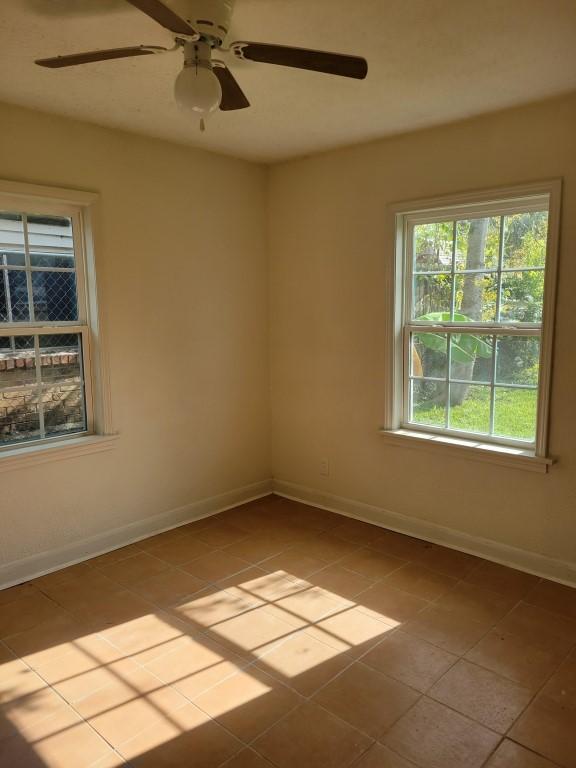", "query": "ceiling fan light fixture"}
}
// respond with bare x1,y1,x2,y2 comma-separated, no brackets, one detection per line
174,57,222,117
